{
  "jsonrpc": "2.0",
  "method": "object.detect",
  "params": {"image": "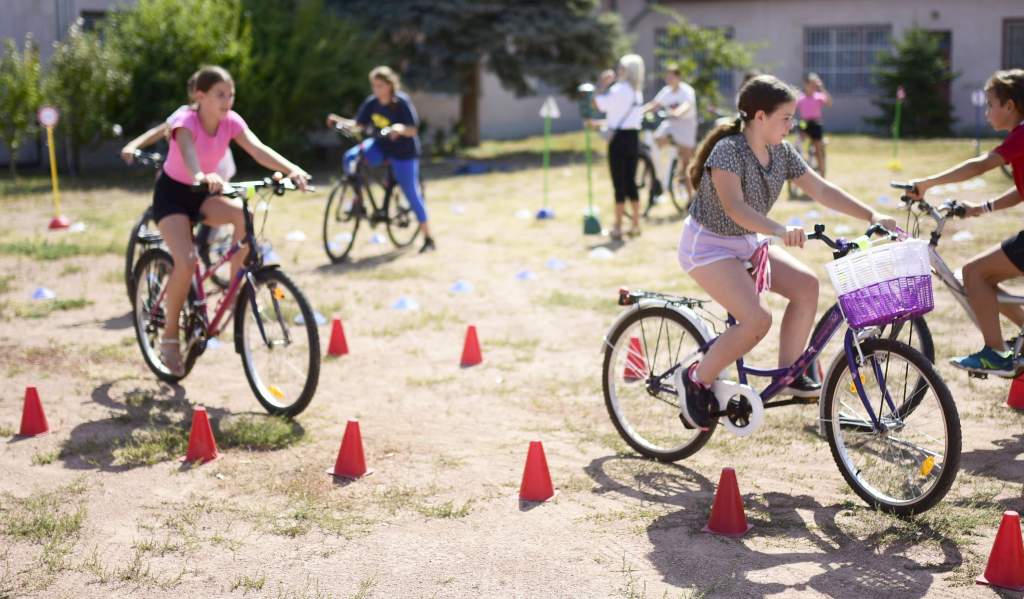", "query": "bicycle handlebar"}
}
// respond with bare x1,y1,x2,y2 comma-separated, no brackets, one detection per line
806,223,898,258
890,181,968,220
191,175,315,197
